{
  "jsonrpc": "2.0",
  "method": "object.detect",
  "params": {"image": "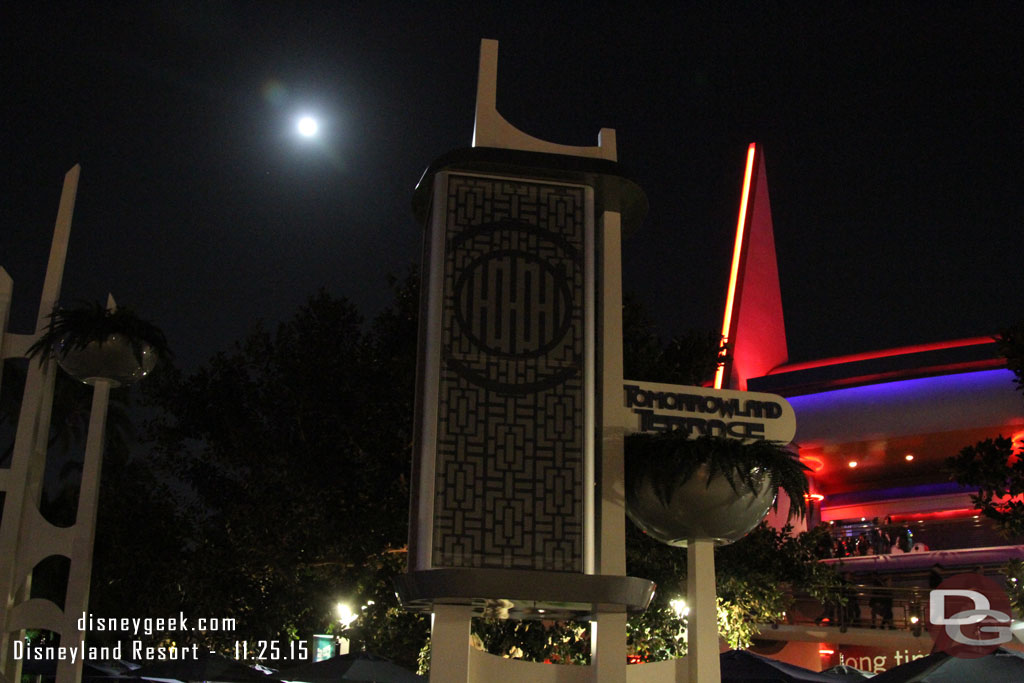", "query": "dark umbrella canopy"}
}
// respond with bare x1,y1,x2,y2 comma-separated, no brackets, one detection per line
822,664,875,679
20,660,130,679
870,647,1024,682
132,652,283,683
721,649,848,682
279,652,422,683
